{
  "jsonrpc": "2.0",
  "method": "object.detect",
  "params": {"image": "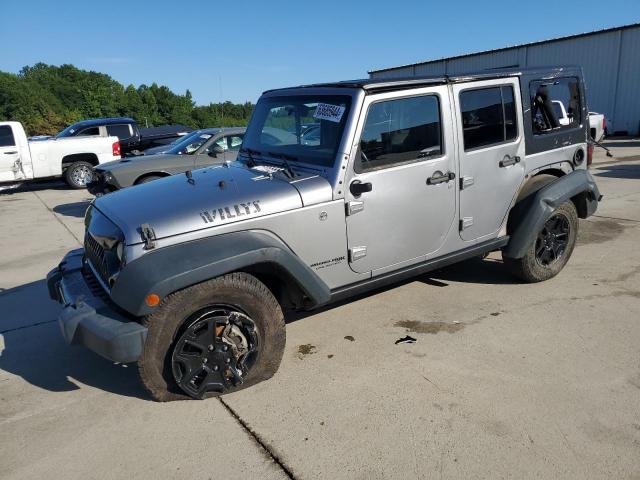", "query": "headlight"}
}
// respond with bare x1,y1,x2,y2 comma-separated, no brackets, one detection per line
104,172,114,182
116,242,125,263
